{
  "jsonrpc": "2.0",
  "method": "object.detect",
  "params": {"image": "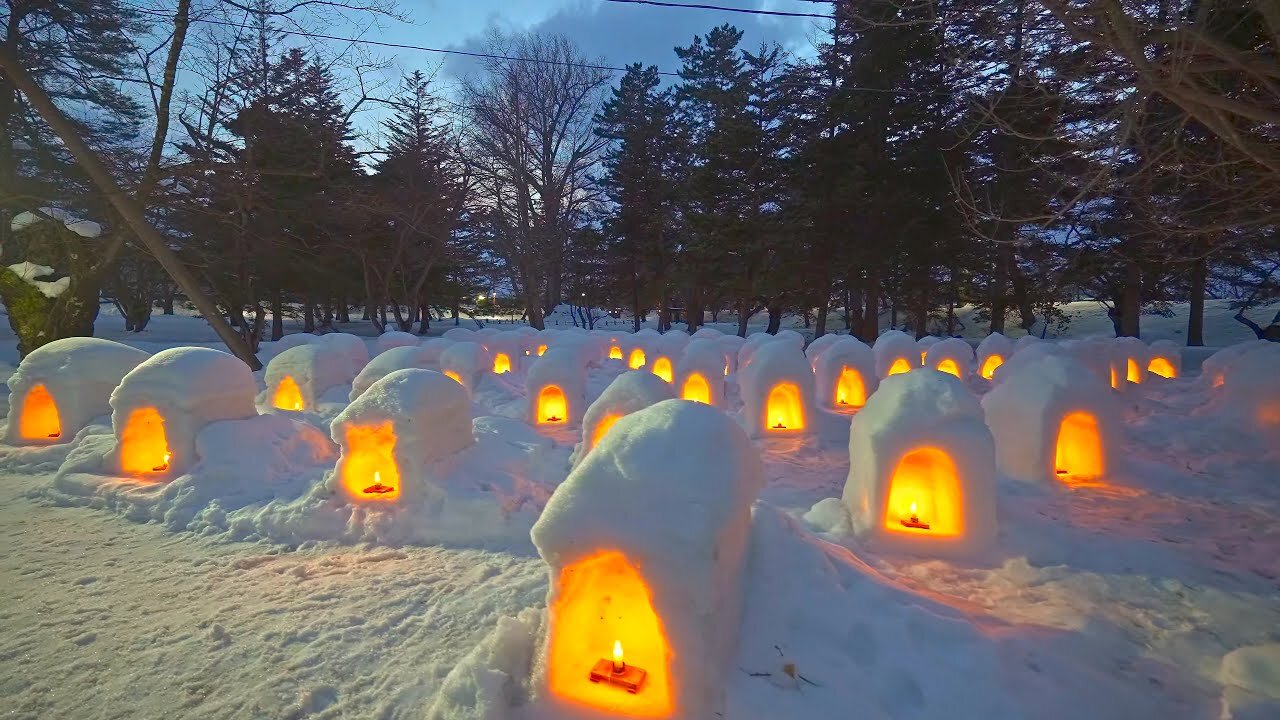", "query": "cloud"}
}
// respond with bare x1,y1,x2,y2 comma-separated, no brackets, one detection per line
442,0,824,83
